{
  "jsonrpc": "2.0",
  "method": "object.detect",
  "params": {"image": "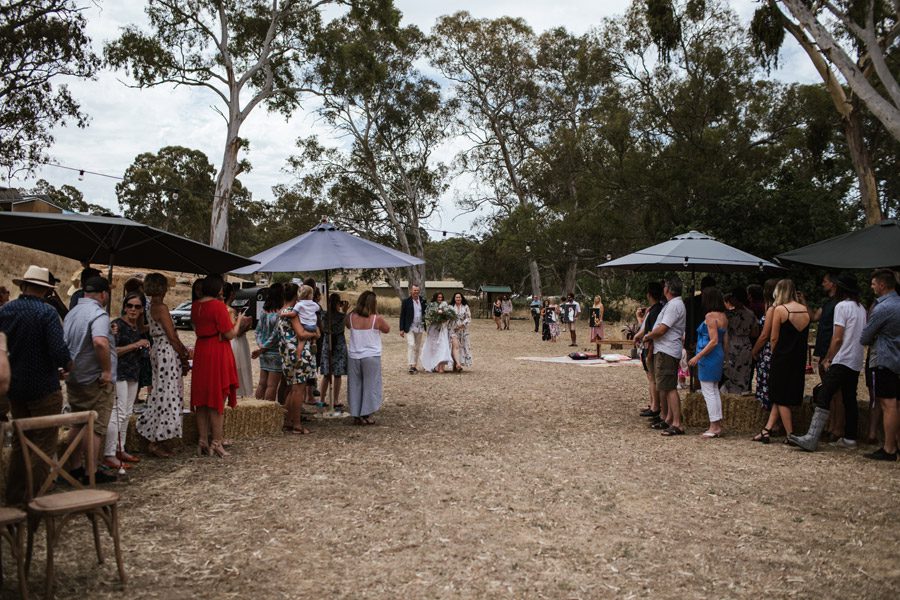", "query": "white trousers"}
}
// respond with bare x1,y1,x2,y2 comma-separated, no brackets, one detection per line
406,331,425,367
700,380,723,423
105,380,138,457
